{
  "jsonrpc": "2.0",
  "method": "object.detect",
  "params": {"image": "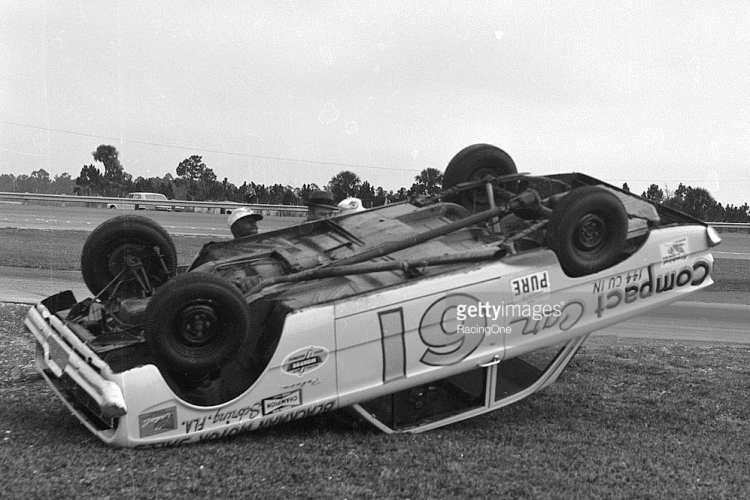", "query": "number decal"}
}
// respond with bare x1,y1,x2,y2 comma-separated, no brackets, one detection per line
418,294,486,366
378,294,490,383
378,309,406,383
